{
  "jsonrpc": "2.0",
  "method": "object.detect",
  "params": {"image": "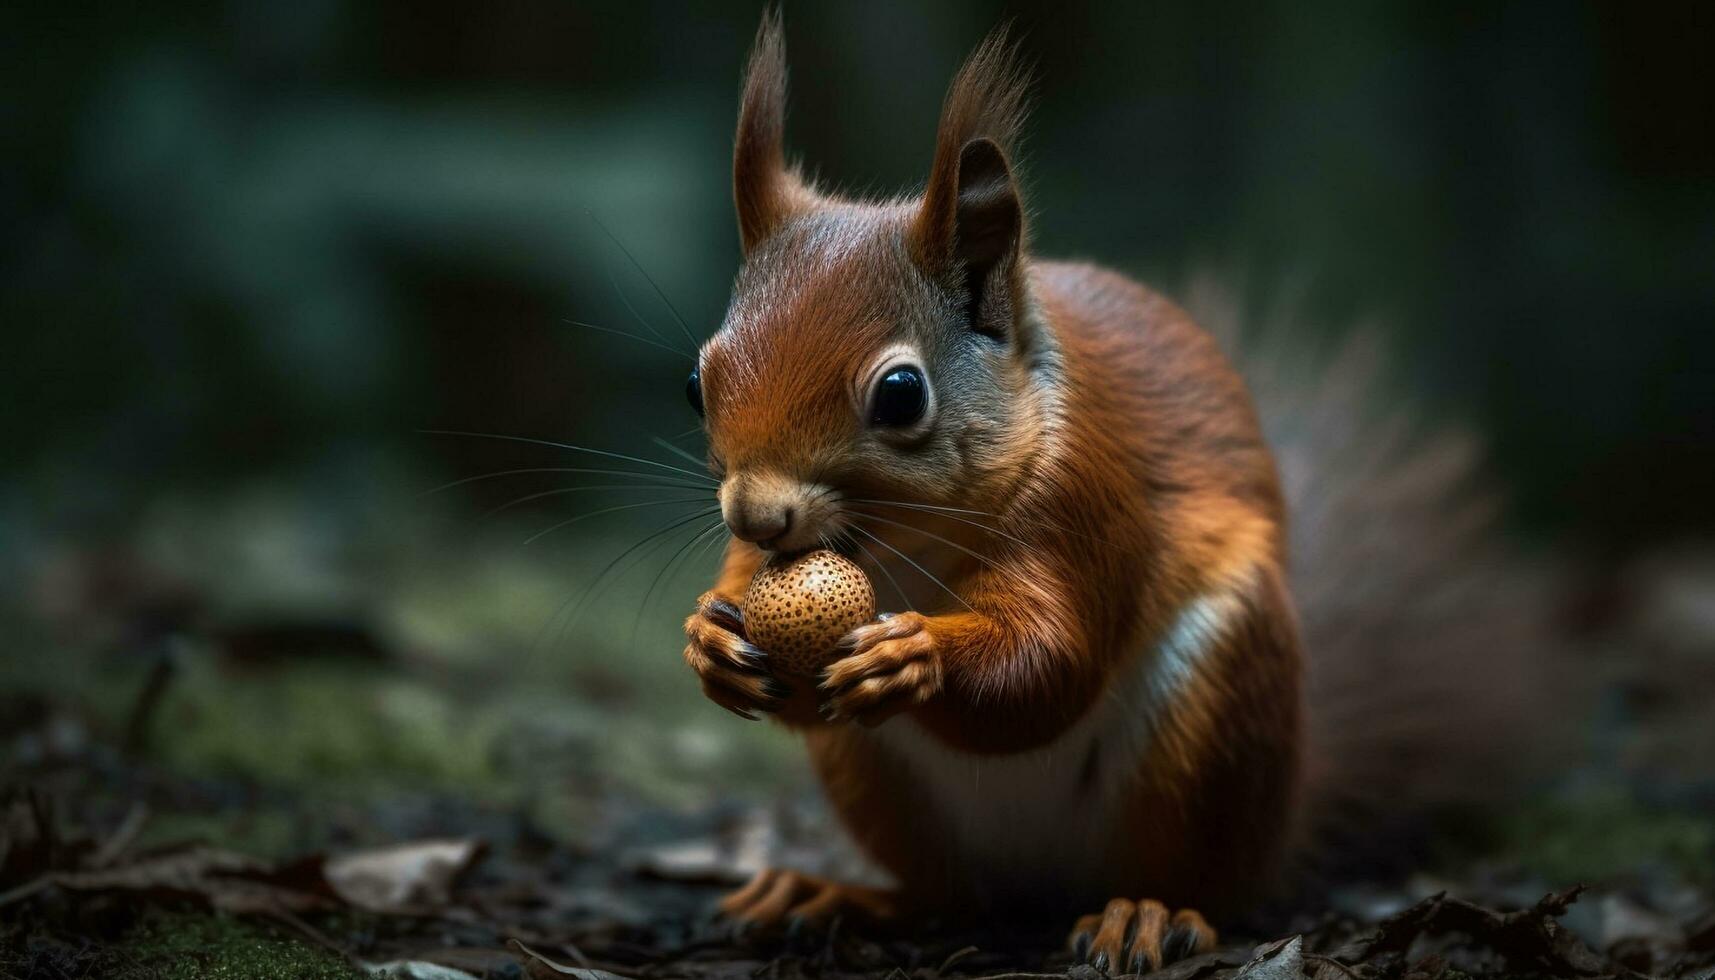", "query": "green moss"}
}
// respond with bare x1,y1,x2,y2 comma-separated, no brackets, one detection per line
1497,786,1715,885
124,911,361,980
151,657,510,795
